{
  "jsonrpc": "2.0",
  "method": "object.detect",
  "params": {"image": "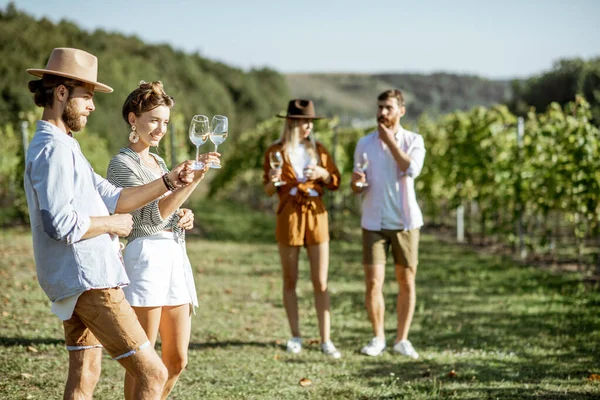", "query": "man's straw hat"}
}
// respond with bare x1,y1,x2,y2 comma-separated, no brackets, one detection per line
27,47,113,93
